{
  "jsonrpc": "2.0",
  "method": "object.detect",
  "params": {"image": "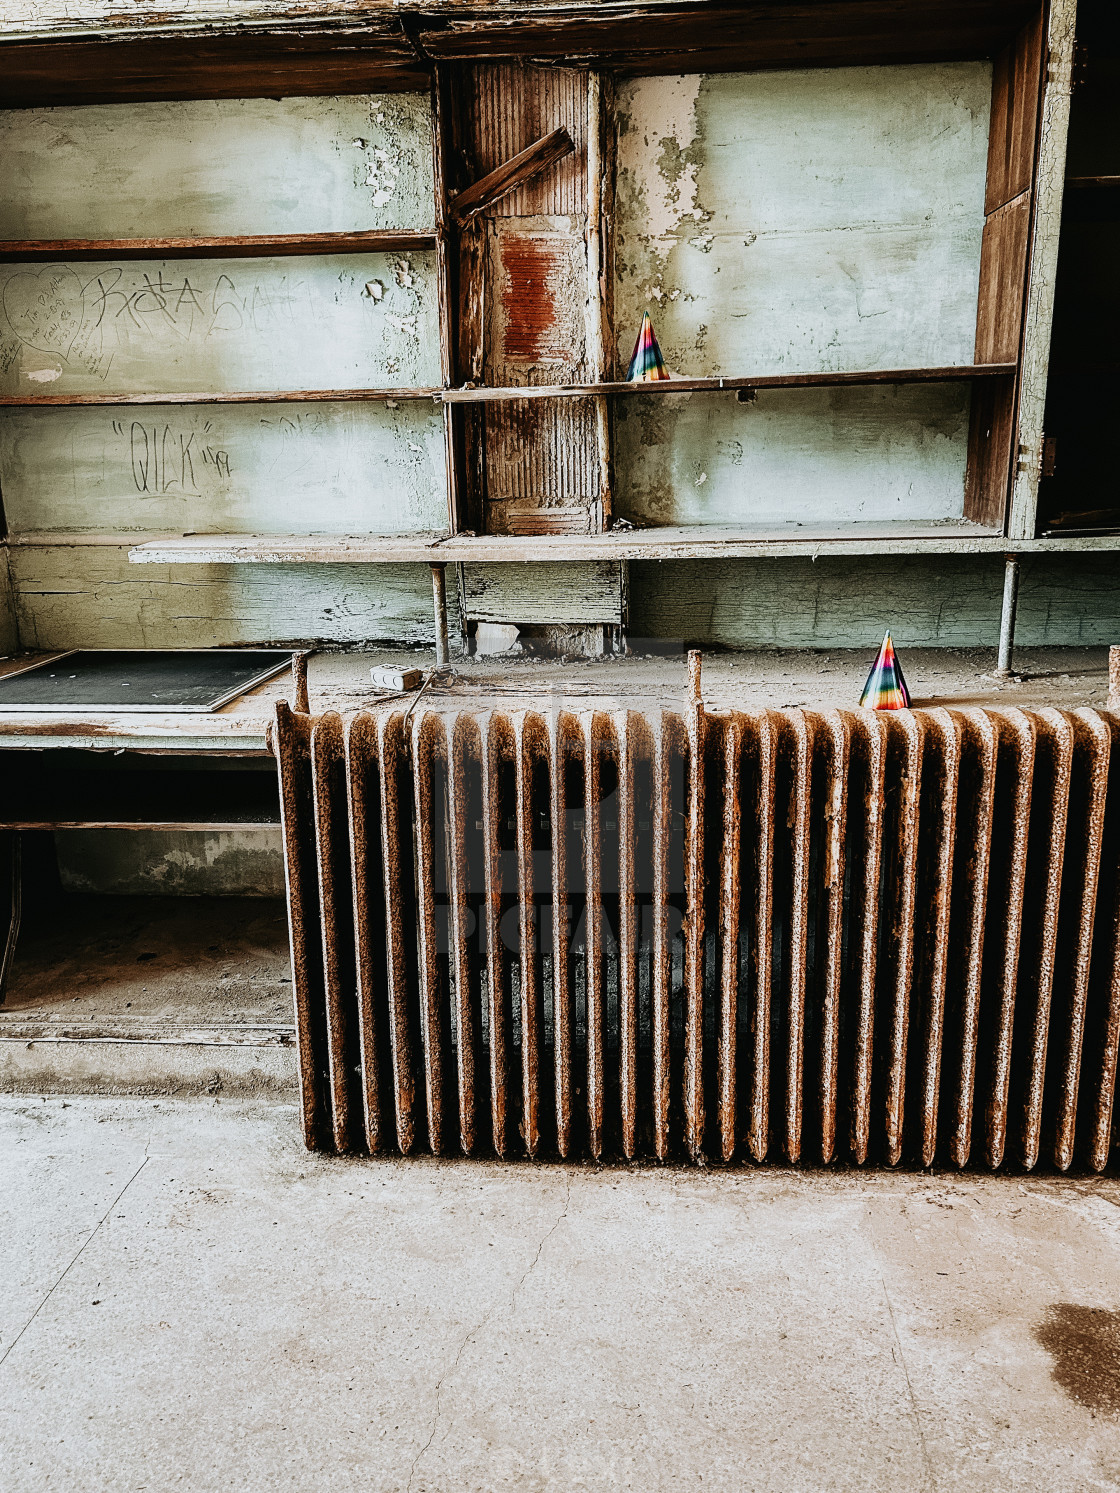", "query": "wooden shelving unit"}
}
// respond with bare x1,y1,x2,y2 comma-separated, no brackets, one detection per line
0,0,1086,670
